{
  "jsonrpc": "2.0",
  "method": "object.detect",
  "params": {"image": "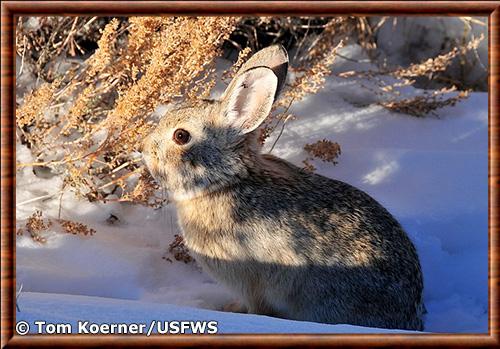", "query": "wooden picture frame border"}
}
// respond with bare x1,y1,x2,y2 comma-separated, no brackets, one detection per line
1,1,499,347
